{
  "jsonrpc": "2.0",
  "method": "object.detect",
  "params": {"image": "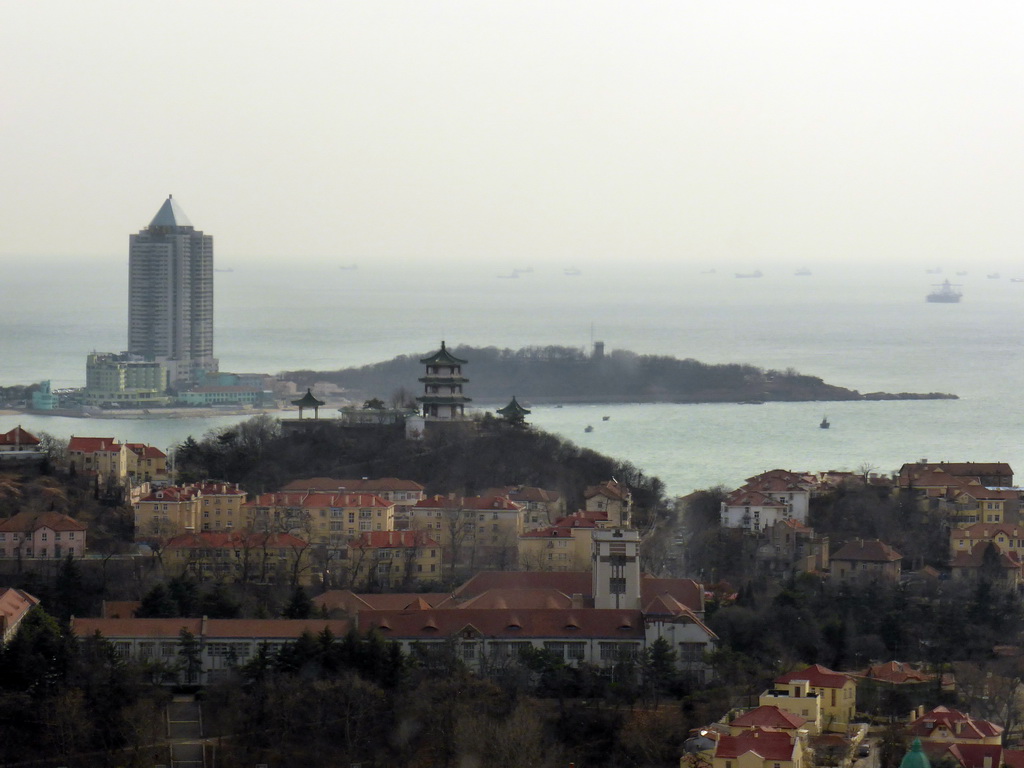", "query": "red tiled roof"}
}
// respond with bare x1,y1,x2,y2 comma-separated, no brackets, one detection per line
831,539,903,563
139,486,200,503
584,480,630,502
125,443,167,459
0,427,41,447
102,600,141,619
359,607,646,640
68,436,121,453
909,706,1003,742
856,661,934,684
775,663,851,689
715,728,797,761
730,705,807,730
724,489,787,508
413,495,523,512
0,511,87,533
0,588,40,634
312,590,451,613
455,588,575,611
950,543,1022,570
454,570,592,598
193,482,246,496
